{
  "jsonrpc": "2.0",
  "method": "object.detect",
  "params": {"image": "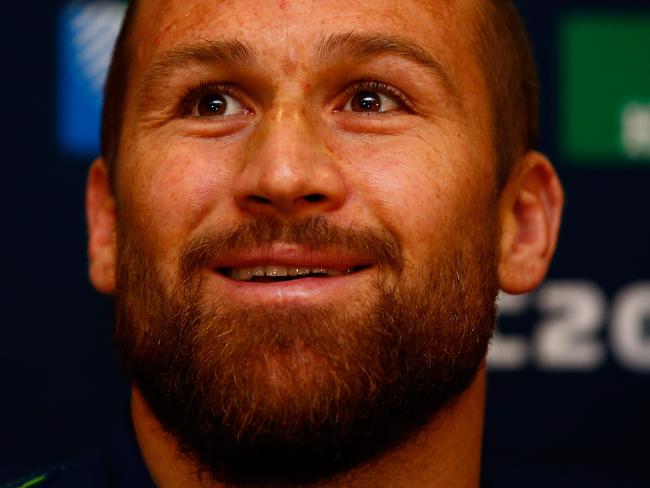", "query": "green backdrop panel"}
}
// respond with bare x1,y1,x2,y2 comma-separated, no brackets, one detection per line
560,13,650,164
